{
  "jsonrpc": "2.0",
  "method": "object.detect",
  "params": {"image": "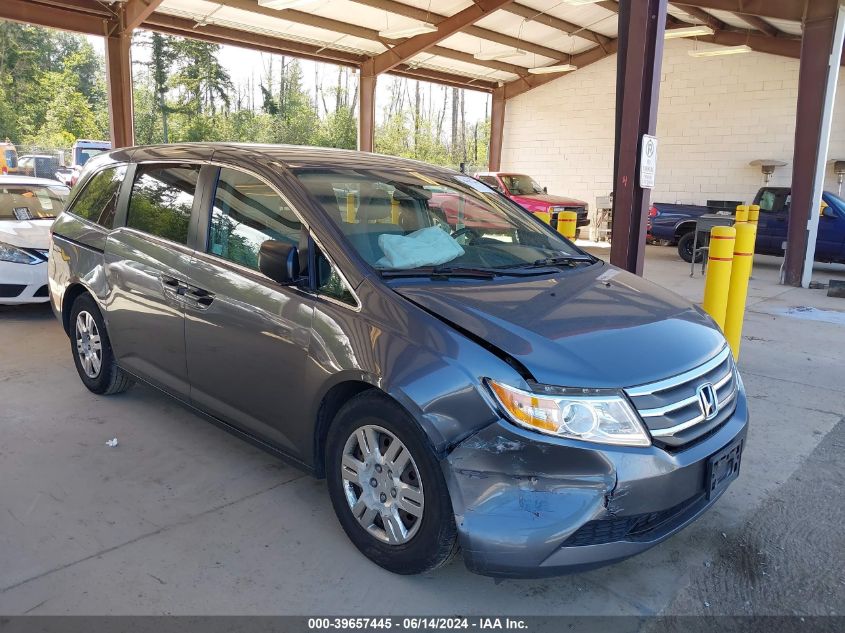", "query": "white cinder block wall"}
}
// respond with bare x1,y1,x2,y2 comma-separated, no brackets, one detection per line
501,39,845,217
